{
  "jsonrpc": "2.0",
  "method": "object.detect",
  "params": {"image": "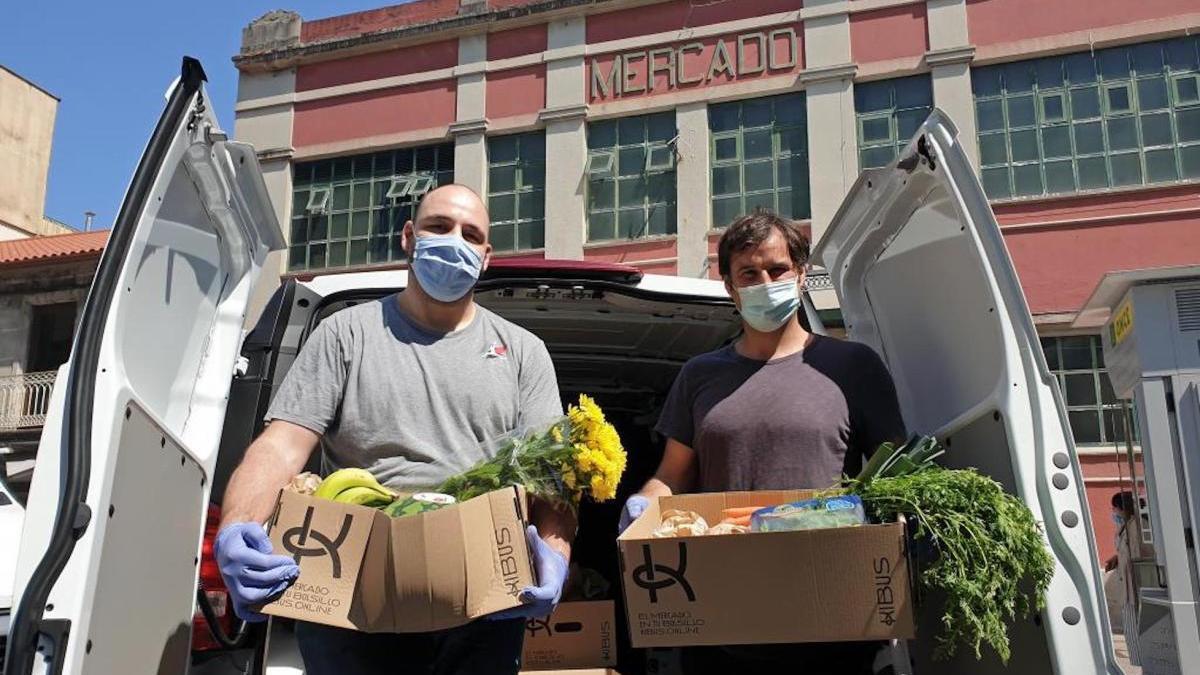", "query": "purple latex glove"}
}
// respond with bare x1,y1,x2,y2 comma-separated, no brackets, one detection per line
215,522,300,622
488,525,568,620
619,495,650,534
